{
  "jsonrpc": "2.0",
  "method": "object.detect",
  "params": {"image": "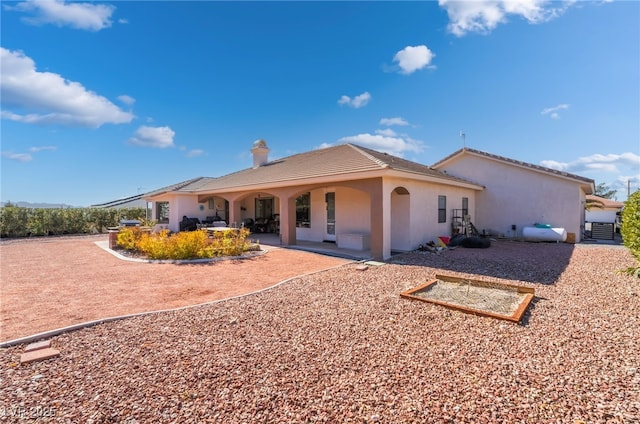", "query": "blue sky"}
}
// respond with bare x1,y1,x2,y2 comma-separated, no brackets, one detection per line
1,0,638,206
